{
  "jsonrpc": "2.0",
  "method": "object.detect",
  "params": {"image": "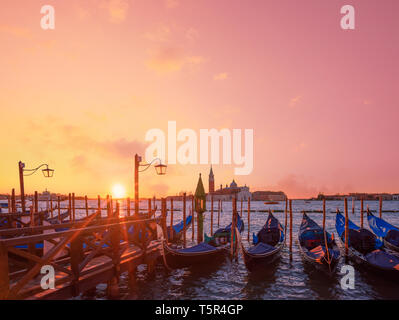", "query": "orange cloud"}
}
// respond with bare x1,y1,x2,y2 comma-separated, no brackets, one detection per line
143,25,171,42
289,95,302,107
99,0,129,23
0,25,31,38
146,47,204,74
165,0,179,8
214,72,229,80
